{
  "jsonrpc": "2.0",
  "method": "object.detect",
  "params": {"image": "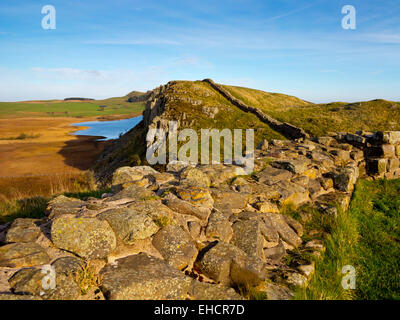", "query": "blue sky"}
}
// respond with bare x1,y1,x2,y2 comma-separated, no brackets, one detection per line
0,0,399,102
